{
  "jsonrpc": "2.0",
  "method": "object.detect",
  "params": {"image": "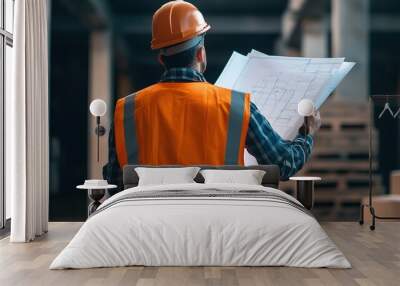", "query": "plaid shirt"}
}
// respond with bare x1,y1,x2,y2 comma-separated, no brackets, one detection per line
104,68,313,191
160,67,206,82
